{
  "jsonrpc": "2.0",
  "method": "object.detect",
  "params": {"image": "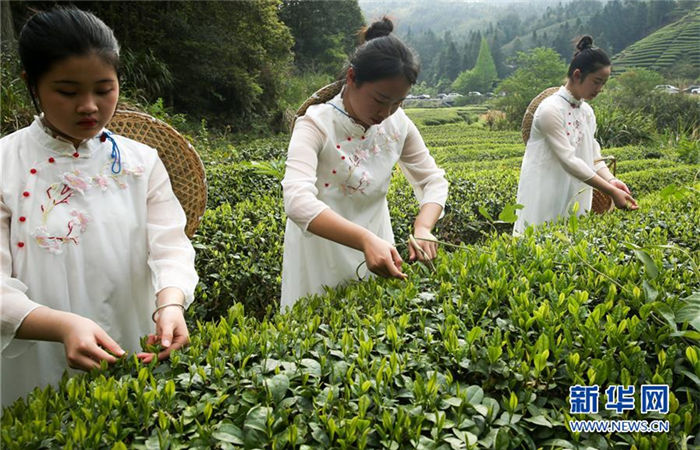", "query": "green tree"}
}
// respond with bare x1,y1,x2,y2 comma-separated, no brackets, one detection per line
10,1,294,130
451,37,498,94
279,0,364,75
607,67,664,99
494,47,567,128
